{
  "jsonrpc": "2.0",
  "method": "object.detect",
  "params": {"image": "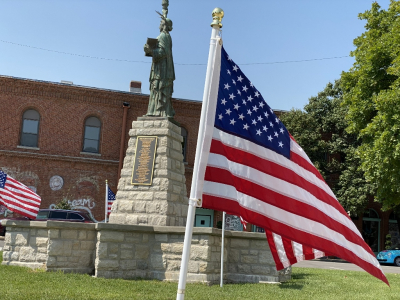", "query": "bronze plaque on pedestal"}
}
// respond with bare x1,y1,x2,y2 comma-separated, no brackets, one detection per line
131,136,157,185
